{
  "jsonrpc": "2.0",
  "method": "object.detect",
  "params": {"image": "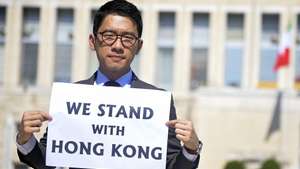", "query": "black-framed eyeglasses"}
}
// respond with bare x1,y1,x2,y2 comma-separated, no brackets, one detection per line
97,31,139,48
